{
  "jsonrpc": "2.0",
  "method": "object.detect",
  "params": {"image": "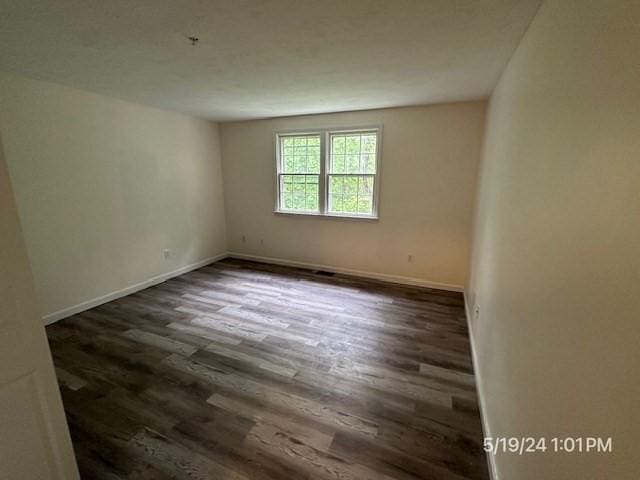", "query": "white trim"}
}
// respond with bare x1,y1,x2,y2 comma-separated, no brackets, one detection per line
42,250,465,325
464,292,499,480
42,253,229,325
227,252,463,292
273,210,379,221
